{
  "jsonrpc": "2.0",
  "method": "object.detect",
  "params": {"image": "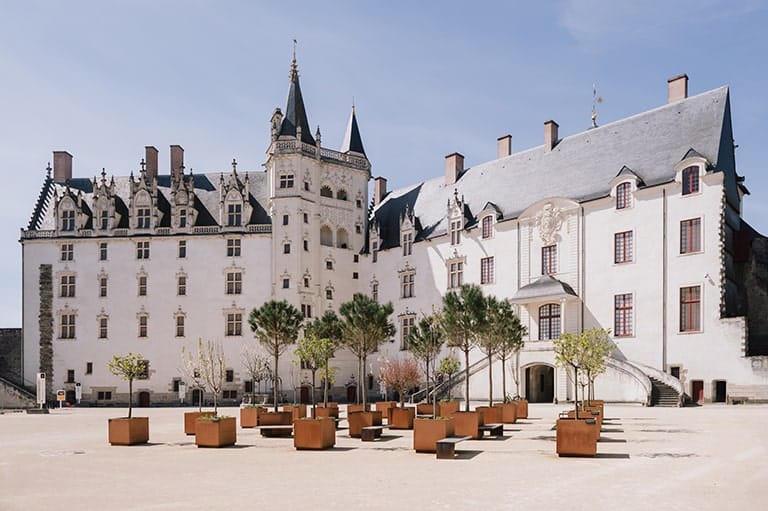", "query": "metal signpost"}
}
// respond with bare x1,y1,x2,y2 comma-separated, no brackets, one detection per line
56,389,65,409
36,373,46,409
75,382,82,405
